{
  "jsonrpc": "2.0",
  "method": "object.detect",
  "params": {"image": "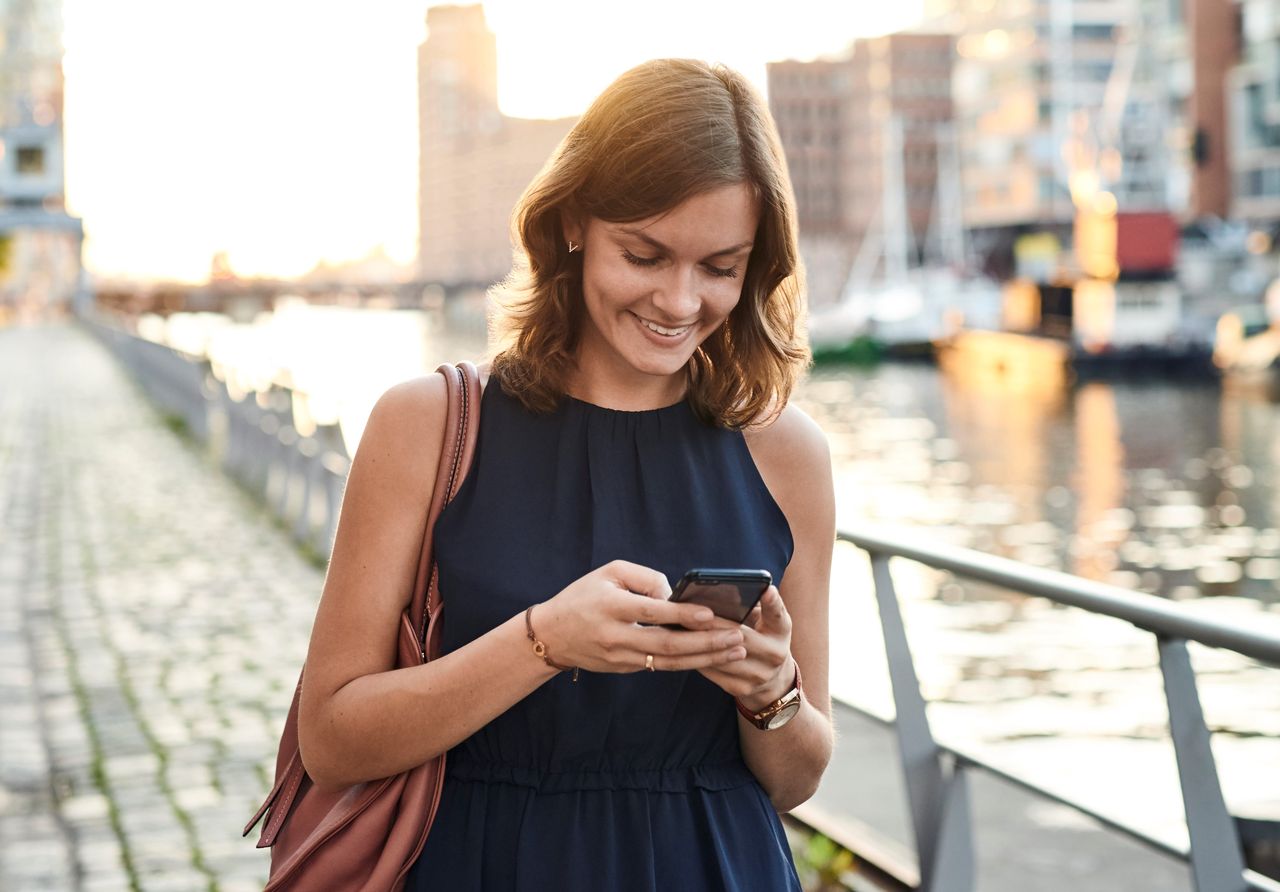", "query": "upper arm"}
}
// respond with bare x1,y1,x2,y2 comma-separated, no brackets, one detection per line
745,405,836,718
299,374,449,723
